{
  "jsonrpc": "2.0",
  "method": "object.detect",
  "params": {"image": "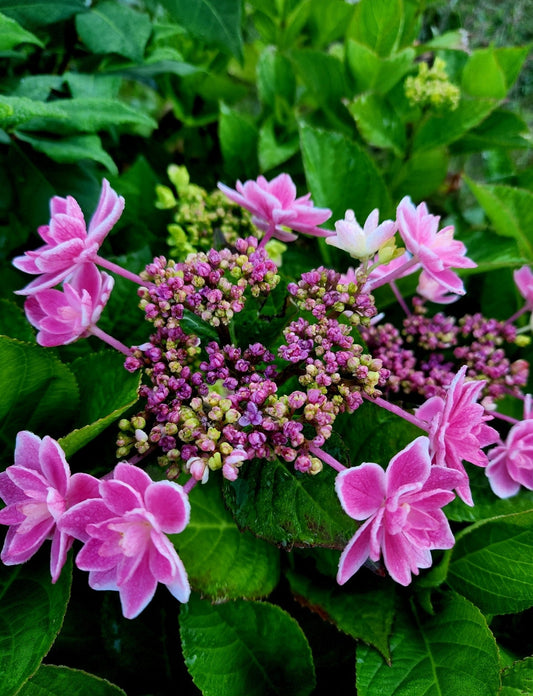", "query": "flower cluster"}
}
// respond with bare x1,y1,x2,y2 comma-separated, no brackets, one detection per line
404,57,461,111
